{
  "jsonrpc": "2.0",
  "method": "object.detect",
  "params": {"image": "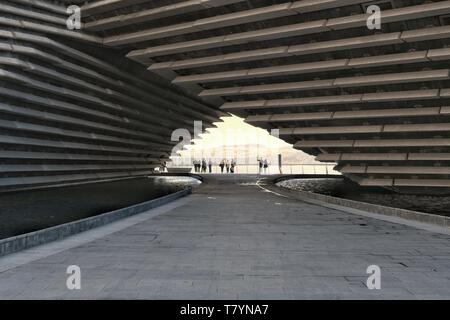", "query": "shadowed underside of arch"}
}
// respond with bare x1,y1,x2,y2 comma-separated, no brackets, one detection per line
2,0,450,193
